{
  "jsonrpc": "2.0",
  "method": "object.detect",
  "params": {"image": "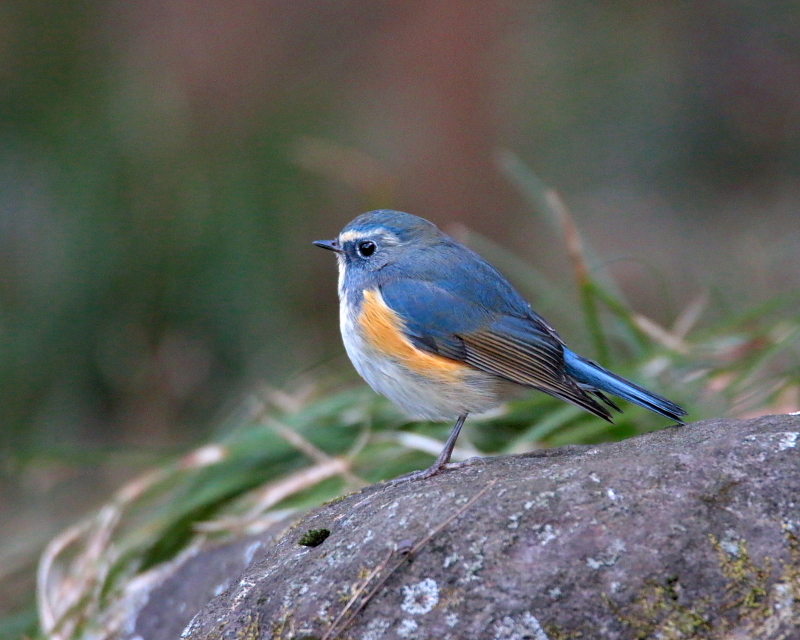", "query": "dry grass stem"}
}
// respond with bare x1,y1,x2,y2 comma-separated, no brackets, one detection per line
195,458,355,533
390,431,479,462
634,314,691,353
545,189,590,287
